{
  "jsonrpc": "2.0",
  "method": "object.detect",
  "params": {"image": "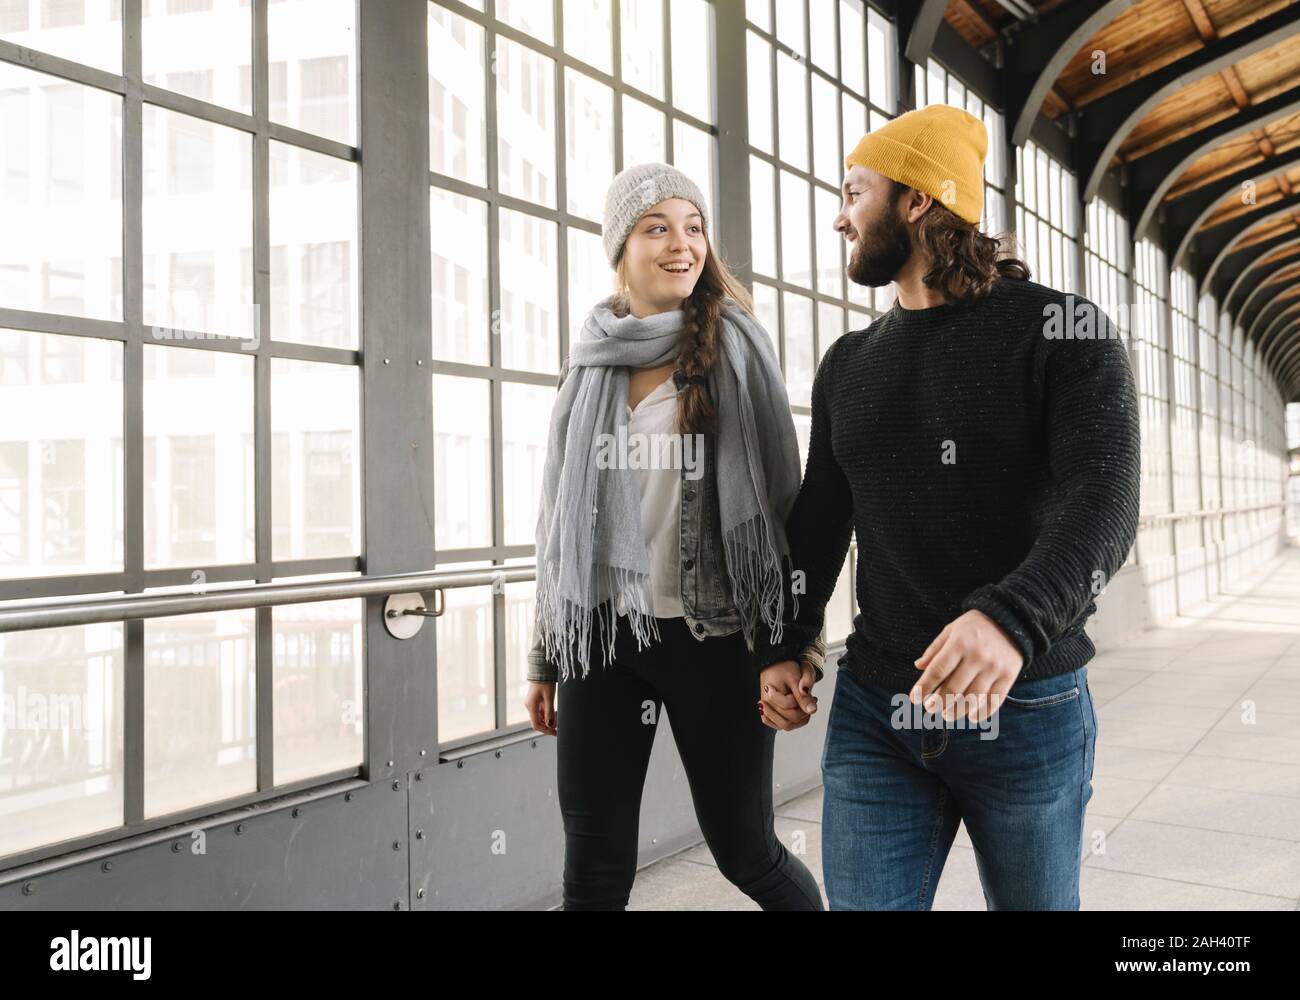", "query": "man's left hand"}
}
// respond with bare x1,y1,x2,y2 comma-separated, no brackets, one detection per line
911,609,1024,724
